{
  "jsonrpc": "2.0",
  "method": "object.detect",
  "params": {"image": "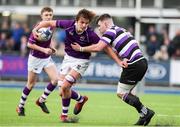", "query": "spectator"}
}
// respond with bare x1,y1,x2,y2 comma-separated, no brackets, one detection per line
22,23,31,38
146,25,158,41
55,29,66,57
153,45,169,61
0,21,11,39
0,33,7,51
20,35,28,57
146,34,161,57
153,28,170,61
171,29,180,58
11,22,24,51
